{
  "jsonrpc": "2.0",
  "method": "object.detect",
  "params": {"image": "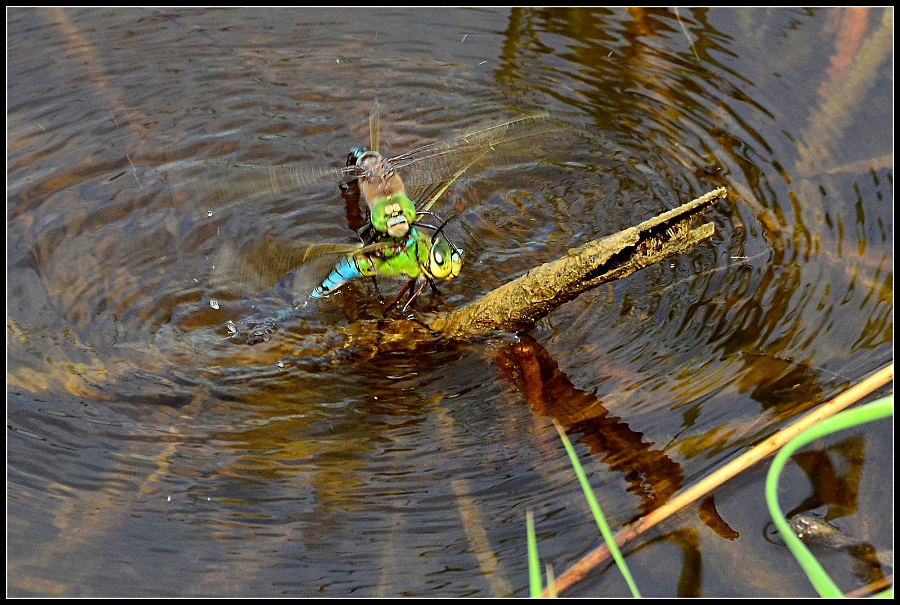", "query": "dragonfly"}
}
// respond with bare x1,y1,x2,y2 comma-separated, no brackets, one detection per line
209,101,568,310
